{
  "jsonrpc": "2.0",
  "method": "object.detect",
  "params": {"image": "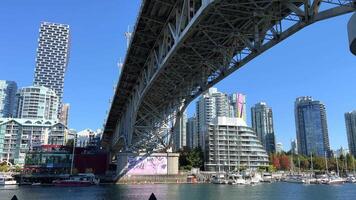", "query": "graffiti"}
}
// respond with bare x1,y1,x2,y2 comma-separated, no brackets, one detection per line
127,156,167,175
